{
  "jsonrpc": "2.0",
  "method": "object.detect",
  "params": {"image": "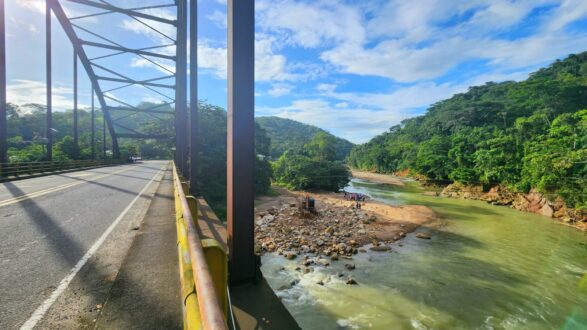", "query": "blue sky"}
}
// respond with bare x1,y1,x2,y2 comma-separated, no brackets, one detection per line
5,0,587,143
